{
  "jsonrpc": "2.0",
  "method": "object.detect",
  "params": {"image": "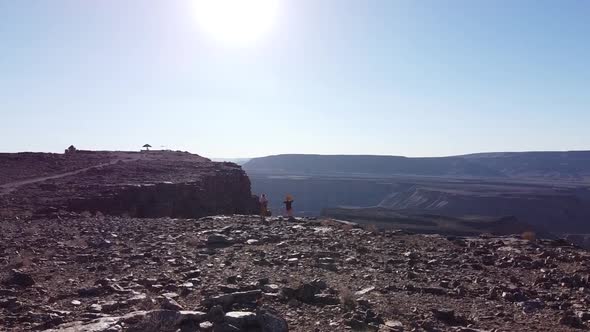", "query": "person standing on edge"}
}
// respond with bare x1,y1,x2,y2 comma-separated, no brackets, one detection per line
259,194,269,221
283,195,294,219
